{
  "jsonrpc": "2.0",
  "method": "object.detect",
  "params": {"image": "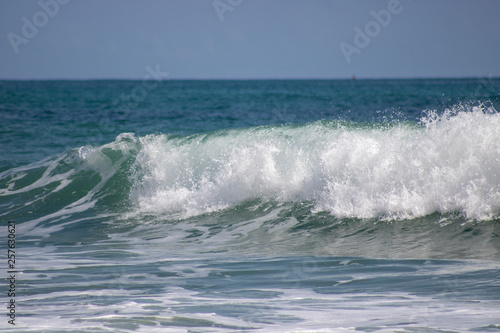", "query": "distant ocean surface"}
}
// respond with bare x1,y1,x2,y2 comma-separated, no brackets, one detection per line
1,79,500,332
